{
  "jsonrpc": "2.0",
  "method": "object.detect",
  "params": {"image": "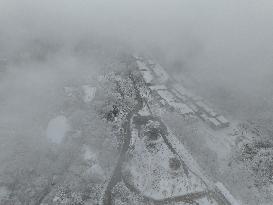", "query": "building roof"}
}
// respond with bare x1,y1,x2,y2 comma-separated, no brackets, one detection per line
208,117,221,127
171,102,194,115
150,63,169,83
157,90,176,103
216,115,229,124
